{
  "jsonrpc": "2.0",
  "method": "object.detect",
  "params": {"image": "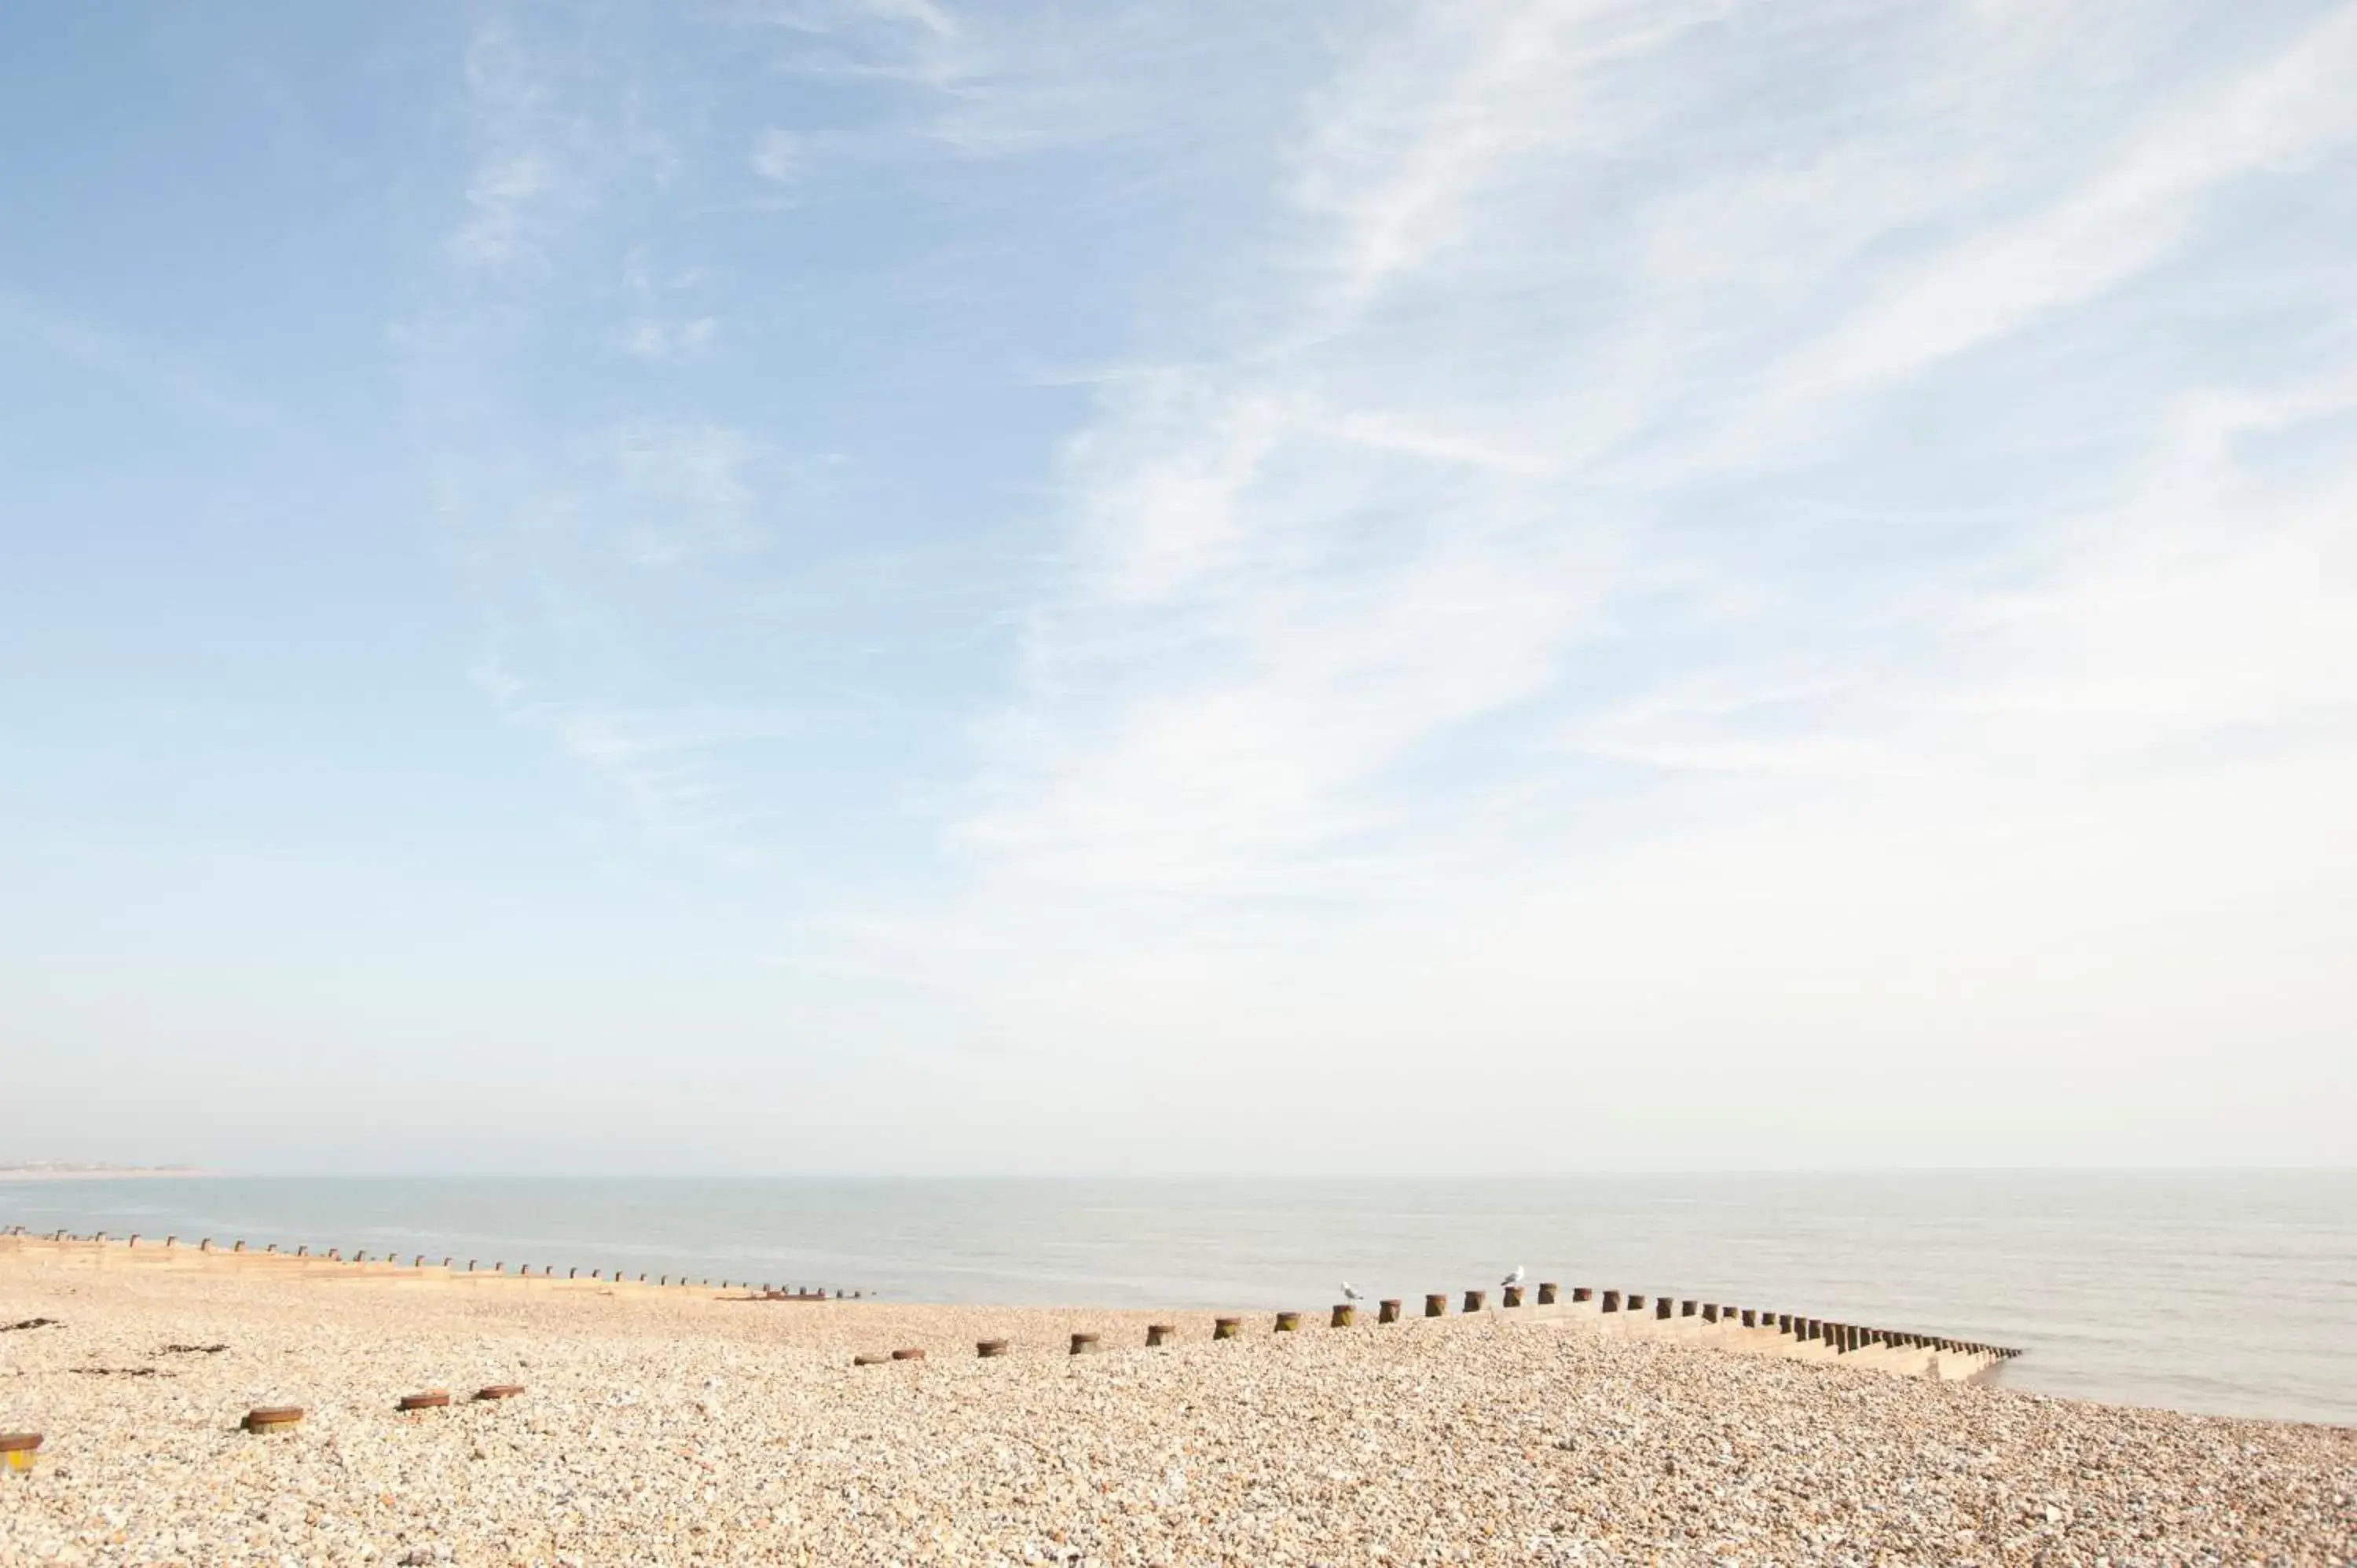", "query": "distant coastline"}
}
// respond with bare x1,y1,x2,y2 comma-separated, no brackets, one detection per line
0,1163,214,1181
